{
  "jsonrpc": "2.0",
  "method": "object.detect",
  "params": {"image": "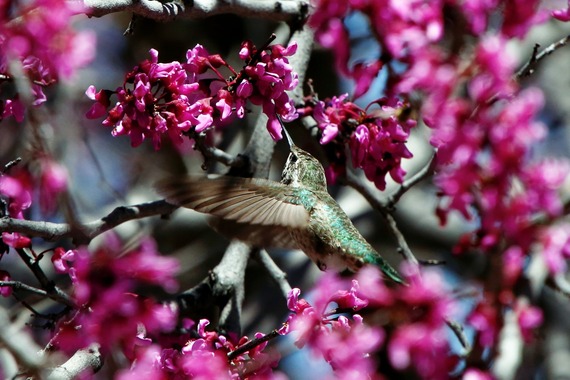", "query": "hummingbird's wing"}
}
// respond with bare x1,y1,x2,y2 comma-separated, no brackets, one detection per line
155,176,310,228
208,219,301,249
